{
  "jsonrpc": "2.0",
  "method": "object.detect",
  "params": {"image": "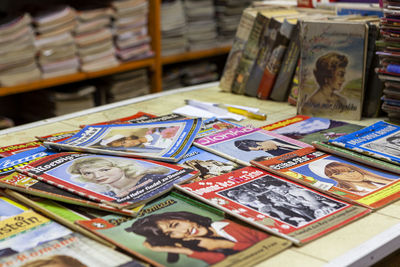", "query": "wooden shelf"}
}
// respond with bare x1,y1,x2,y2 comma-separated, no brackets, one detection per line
161,46,231,65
